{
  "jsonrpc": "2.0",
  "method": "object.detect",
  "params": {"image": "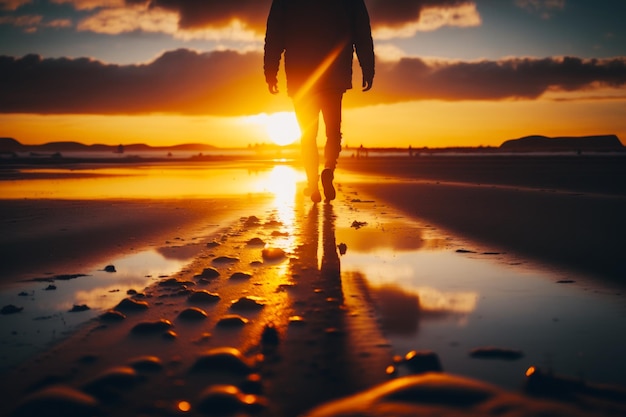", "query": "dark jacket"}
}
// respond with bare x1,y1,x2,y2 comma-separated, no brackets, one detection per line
264,0,375,97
